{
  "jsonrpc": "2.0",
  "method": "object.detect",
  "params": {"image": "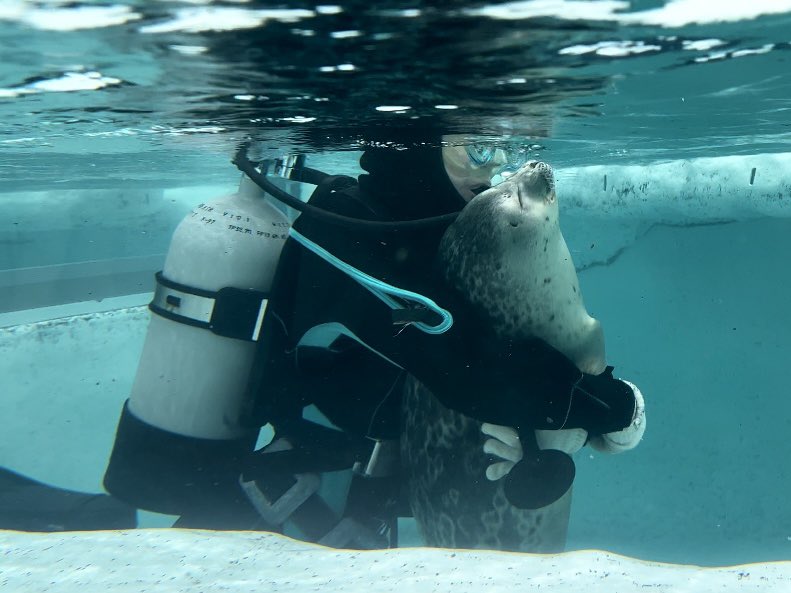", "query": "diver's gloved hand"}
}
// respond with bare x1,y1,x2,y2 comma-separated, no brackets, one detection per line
536,427,588,456
481,423,522,481
565,366,637,436
588,379,646,453
483,423,588,481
